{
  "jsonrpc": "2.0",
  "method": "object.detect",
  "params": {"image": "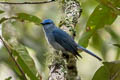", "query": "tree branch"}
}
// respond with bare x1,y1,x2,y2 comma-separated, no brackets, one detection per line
0,36,27,80
0,0,55,5
48,0,82,80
